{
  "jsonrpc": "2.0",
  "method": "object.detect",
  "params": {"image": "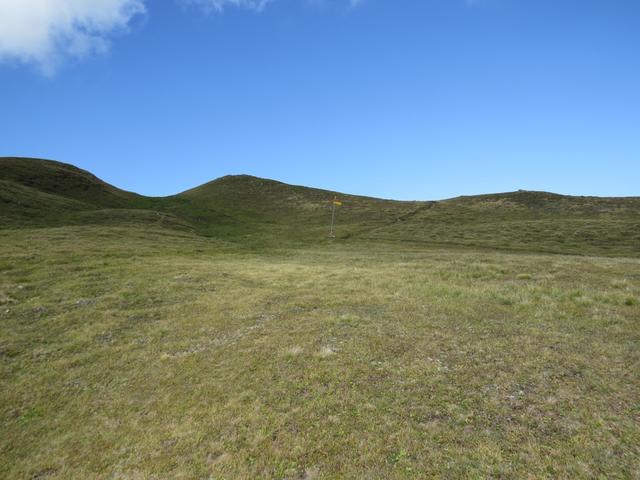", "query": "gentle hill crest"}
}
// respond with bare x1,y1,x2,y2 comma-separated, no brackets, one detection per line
1,157,639,256
0,157,146,208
